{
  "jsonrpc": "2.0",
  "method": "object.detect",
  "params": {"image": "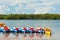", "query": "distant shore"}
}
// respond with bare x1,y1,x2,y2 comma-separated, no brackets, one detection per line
0,14,60,20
